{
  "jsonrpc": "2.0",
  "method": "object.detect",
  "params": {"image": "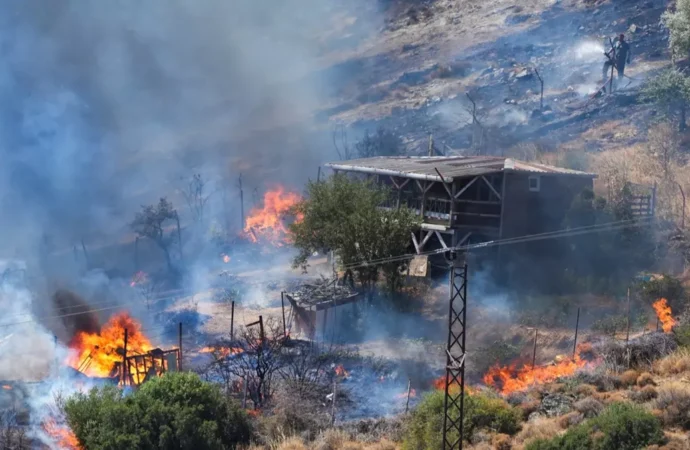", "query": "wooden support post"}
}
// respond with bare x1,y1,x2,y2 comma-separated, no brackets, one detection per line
281,292,287,339
626,288,631,344
317,166,322,182
230,301,235,340
239,174,245,229
259,315,265,347
532,328,538,370
178,322,183,371
573,307,580,358
534,67,544,110
331,379,338,426
450,181,457,228
405,379,412,413
428,134,434,156
122,328,128,385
